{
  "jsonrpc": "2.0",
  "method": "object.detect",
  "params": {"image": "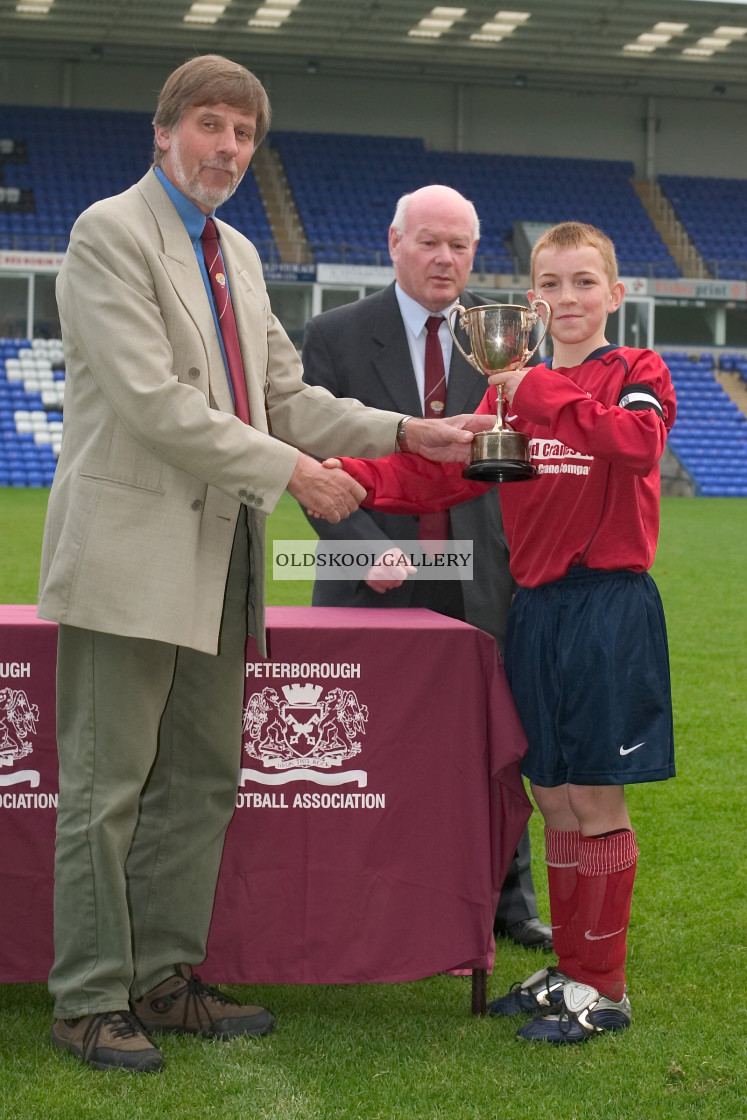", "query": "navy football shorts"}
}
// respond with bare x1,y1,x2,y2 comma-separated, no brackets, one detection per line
504,567,675,788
